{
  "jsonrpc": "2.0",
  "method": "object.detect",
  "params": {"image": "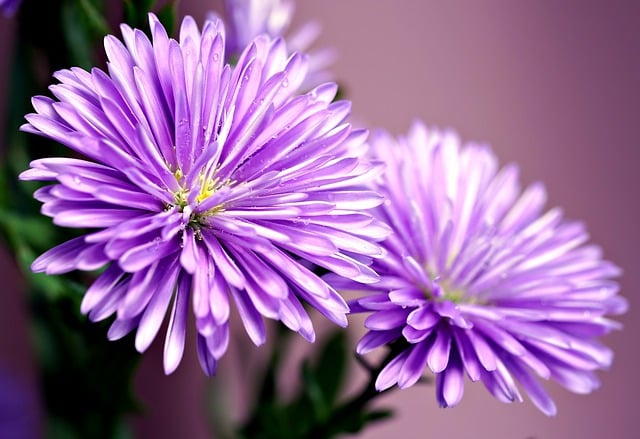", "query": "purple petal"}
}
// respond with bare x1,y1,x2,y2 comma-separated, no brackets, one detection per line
179,228,200,274
436,351,465,407
375,351,409,391
365,308,410,331
398,342,430,389
466,329,498,372
208,268,231,325
426,328,451,373
108,316,140,340
402,325,430,343
407,306,440,331
118,236,178,272
356,329,402,355
134,262,180,352
80,264,125,314
503,356,557,416
197,334,218,376
31,236,87,274
201,232,247,289
205,323,230,360
230,287,266,346
164,273,190,374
